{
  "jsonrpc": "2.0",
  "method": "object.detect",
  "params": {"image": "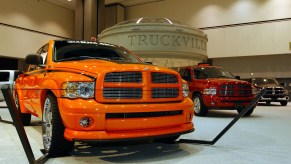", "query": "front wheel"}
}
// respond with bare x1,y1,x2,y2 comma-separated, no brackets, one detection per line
266,101,271,105
42,94,74,157
192,94,208,116
280,101,288,106
155,135,180,143
237,107,254,116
